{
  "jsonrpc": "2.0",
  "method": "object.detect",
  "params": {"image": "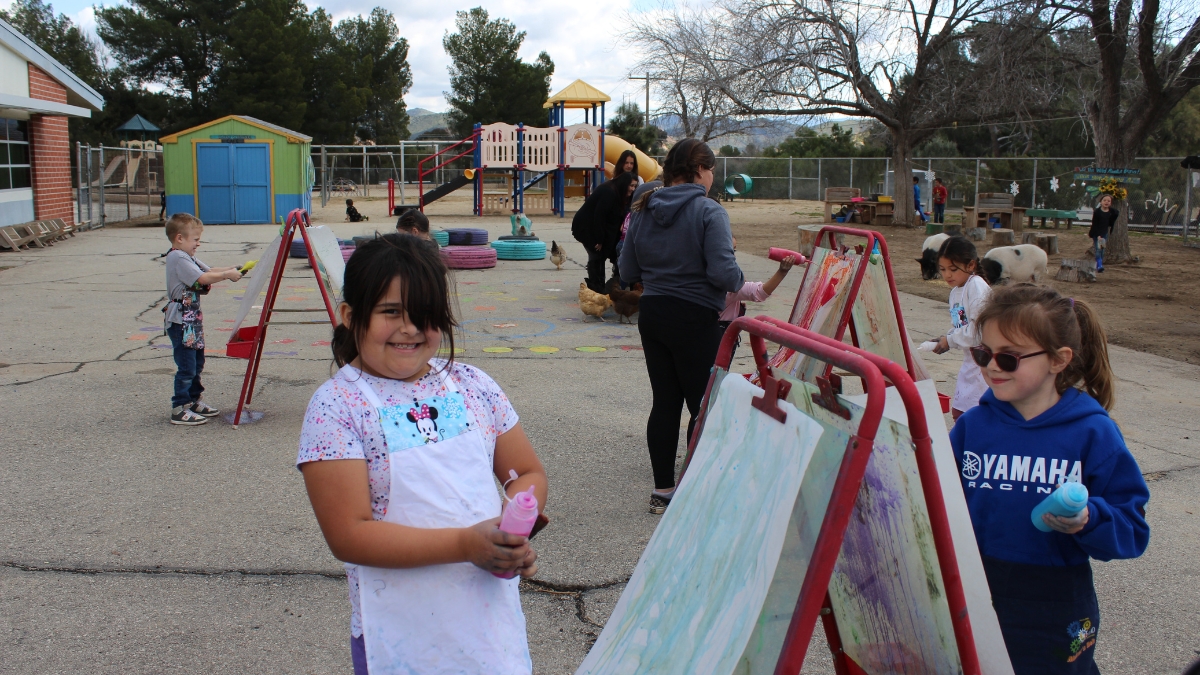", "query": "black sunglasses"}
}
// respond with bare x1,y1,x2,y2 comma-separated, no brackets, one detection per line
970,345,1047,372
